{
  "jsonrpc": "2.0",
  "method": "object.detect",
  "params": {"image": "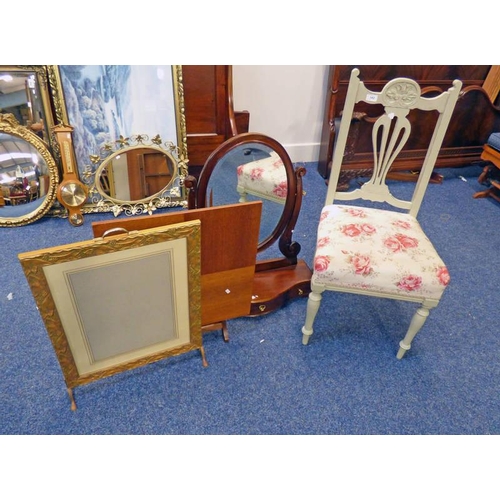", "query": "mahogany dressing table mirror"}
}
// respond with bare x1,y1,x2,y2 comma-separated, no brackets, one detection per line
186,132,312,316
